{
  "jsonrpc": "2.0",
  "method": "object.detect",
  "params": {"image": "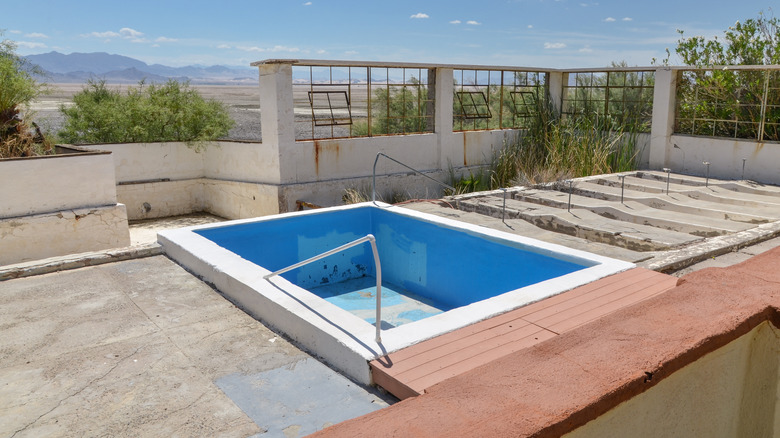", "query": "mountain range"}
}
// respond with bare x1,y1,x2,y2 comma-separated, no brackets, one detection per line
25,51,257,85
